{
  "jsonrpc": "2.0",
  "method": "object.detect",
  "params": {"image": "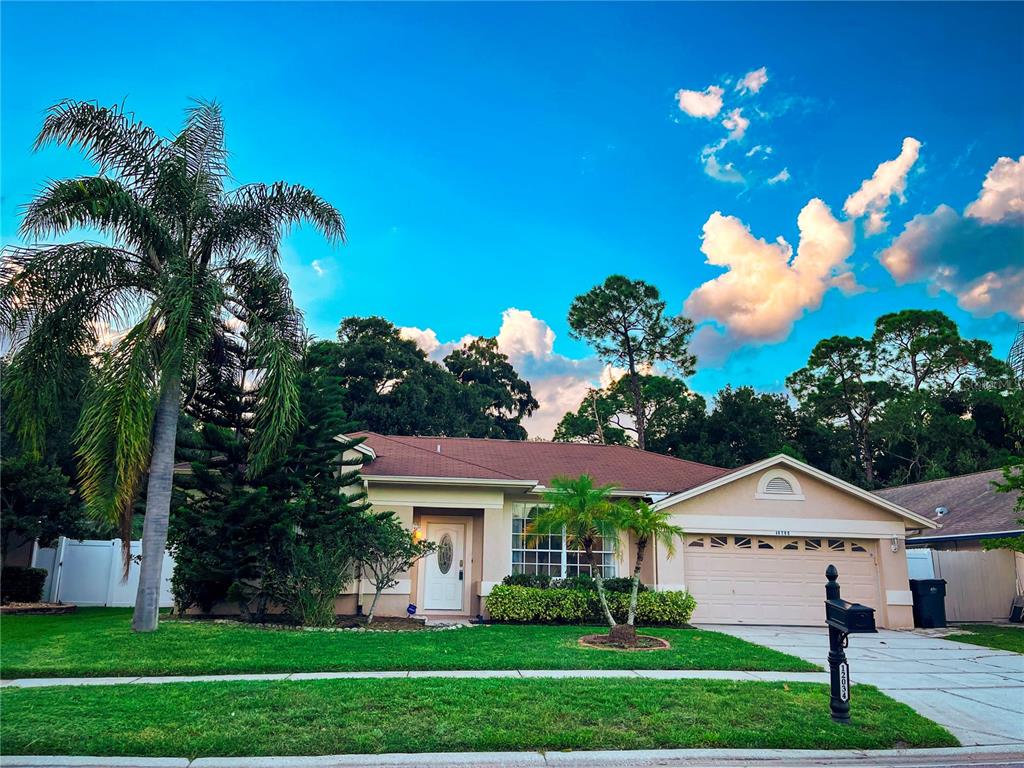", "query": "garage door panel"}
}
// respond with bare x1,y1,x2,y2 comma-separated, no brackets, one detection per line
684,536,880,626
